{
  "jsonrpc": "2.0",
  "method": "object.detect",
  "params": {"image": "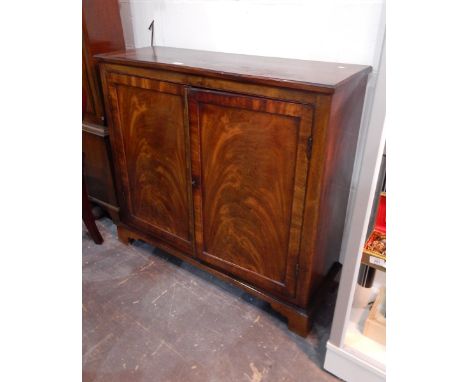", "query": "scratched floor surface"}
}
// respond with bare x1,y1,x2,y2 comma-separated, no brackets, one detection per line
83,217,340,382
